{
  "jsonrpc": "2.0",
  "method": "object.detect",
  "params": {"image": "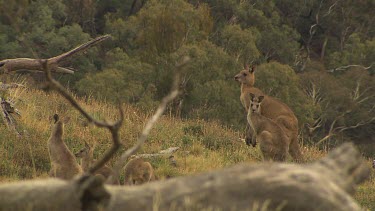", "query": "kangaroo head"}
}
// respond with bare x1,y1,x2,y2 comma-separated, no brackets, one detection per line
234,64,256,86
51,114,64,138
249,93,264,113
75,141,92,158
